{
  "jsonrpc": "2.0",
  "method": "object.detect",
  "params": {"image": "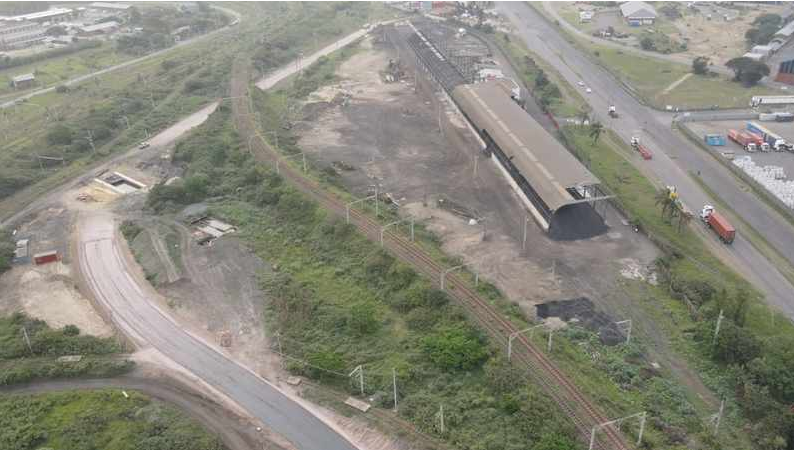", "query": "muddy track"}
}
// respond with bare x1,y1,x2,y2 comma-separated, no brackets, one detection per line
230,45,632,449
0,372,283,450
